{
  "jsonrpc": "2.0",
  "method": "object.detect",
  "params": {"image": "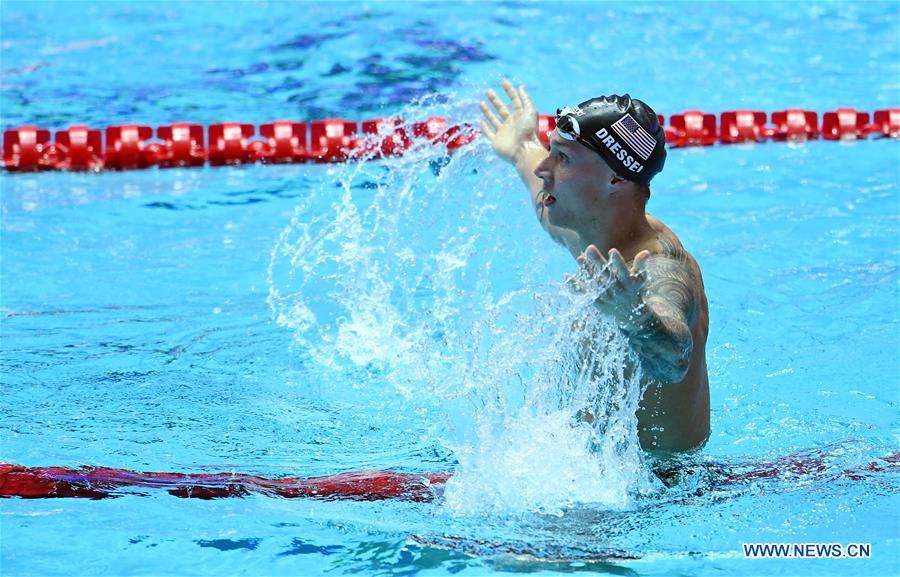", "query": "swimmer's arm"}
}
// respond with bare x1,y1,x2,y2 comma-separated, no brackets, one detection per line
580,247,693,383
622,255,695,384
480,80,577,248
